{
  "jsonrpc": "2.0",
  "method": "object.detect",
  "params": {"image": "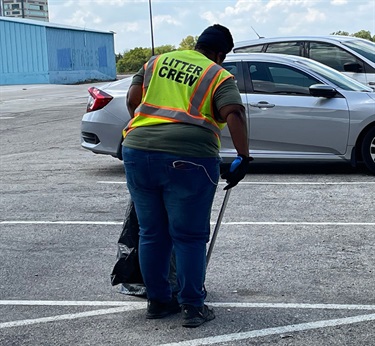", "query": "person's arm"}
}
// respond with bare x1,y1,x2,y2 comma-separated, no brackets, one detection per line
219,104,251,190
215,78,251,189
126,67,145,118
126,84,142,118
218,104,249,157
214,78,249,157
